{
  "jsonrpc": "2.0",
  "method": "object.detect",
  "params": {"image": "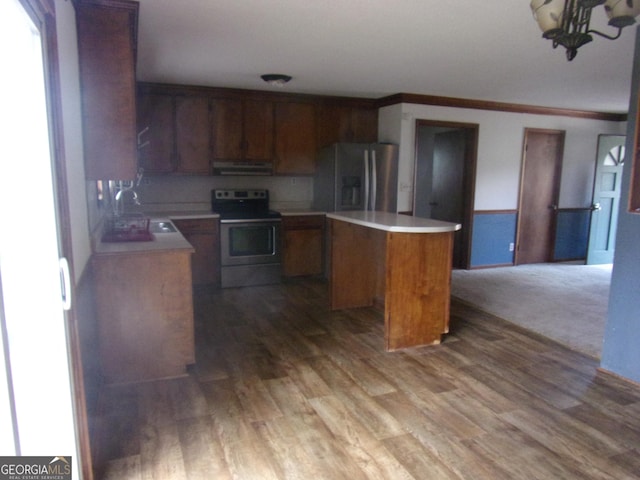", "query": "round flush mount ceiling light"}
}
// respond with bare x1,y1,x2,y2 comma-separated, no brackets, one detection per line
260,73,292,87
